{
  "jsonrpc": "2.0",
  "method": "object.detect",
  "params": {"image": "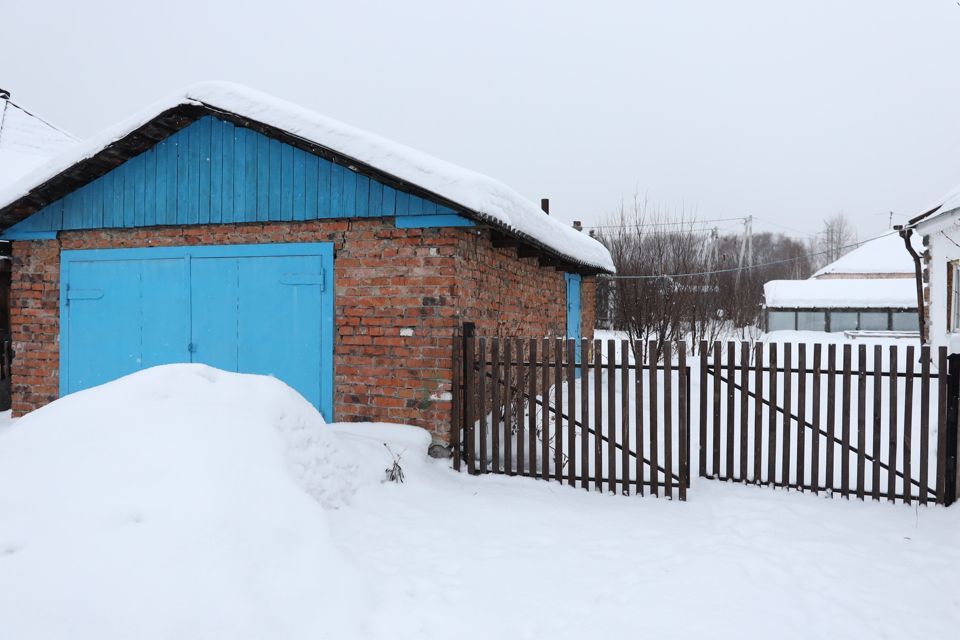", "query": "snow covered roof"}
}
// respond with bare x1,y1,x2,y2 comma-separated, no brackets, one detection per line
764,278,916,309
0,82,614,272
0,96,76,189
812,233,915,278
